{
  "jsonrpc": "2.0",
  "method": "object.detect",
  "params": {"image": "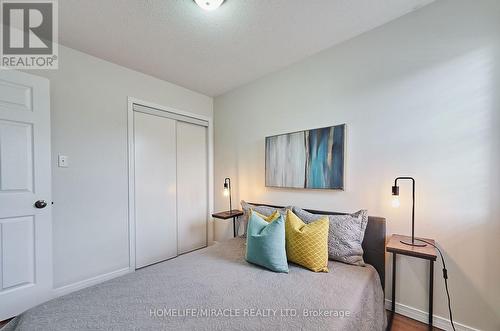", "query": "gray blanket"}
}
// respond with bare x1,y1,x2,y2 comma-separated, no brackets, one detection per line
4,238,386,330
